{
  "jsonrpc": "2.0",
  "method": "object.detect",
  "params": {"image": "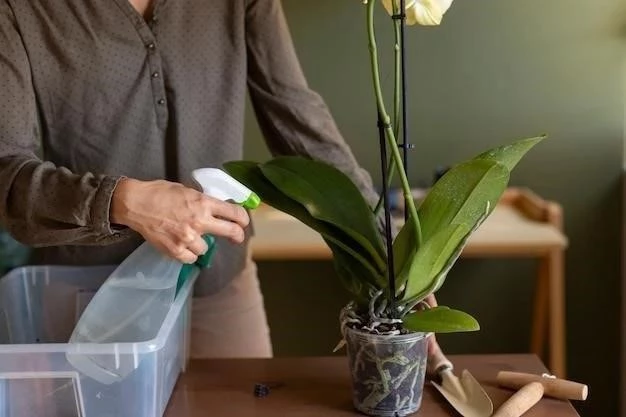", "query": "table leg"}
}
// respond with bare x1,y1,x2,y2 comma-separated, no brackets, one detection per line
531,258,549,358
548,249,566,378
